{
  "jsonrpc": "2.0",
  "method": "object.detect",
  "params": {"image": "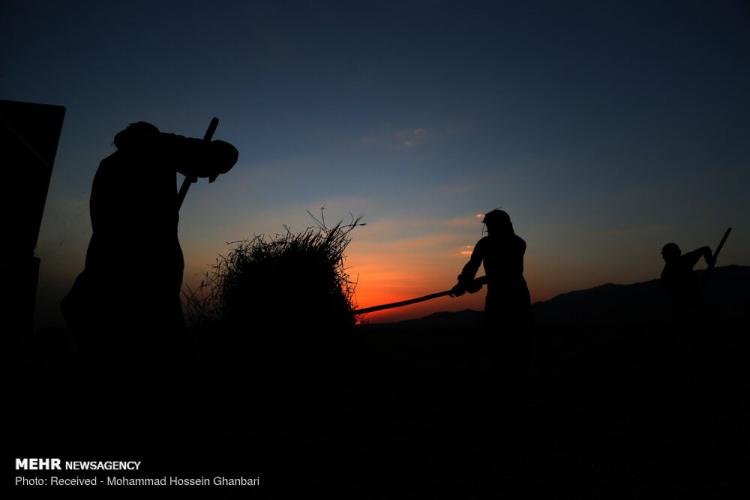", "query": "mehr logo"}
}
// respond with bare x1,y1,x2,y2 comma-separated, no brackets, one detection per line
16,458,62,470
